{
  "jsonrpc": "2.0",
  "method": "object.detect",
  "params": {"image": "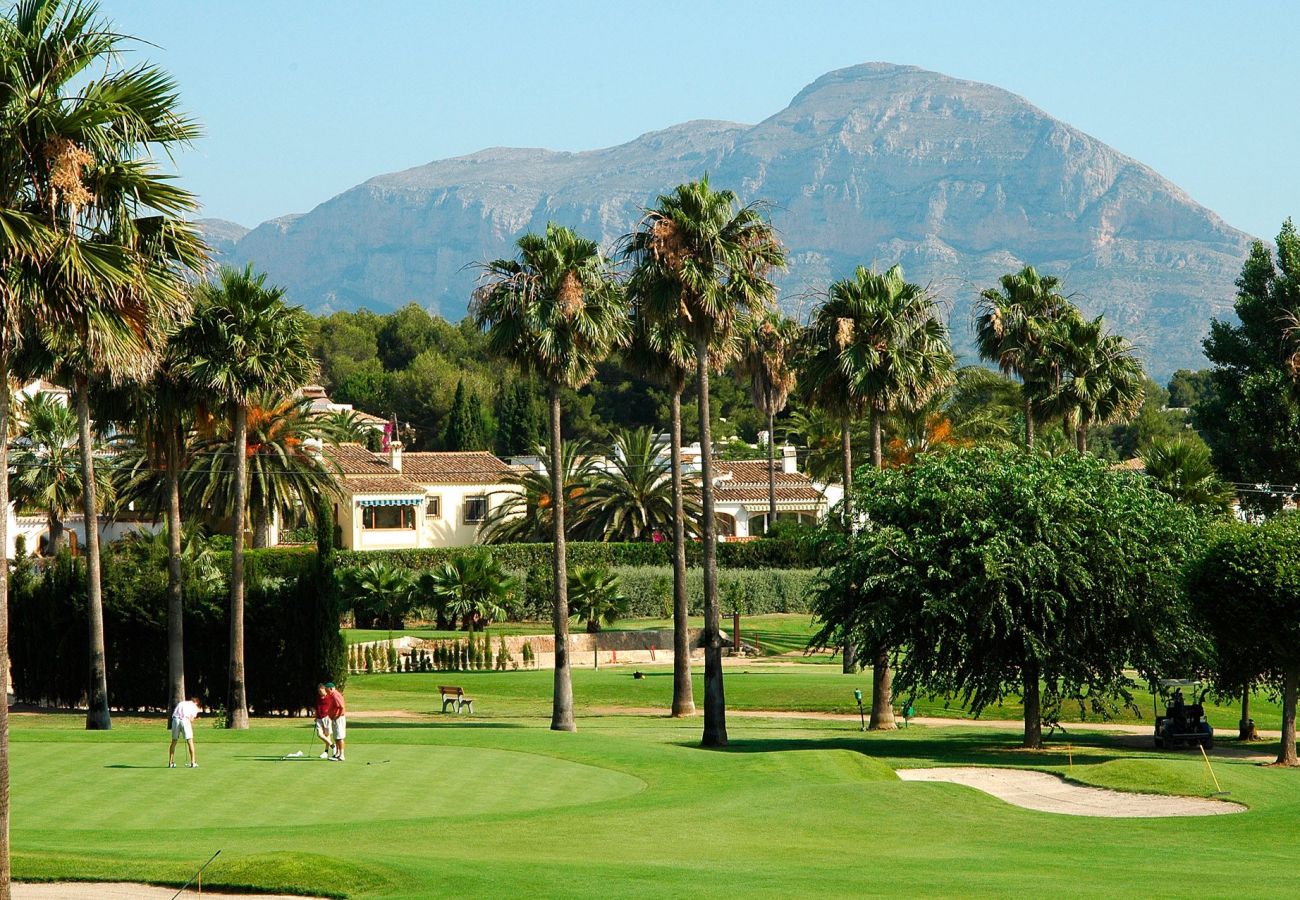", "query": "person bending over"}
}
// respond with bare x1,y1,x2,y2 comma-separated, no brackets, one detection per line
326,681,347,761
315,683,336,759
168,696,201,768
